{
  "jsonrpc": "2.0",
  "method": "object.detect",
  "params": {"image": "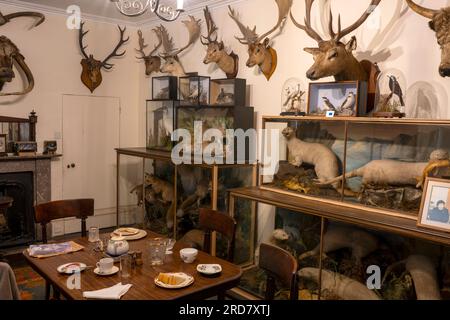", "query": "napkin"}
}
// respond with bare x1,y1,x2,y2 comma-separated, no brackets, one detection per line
82,283,132,300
